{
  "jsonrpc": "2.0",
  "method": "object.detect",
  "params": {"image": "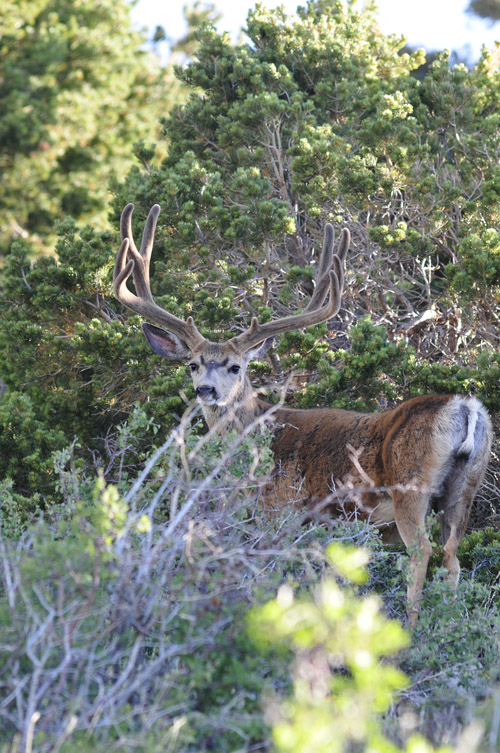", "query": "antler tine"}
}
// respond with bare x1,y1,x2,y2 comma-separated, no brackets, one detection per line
120,203,139,257
229,224,349,352
114,237,134,301
304,223,335,311
335,226,350,264
119,203,160,301
114,204,205,349
318,223,335,277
